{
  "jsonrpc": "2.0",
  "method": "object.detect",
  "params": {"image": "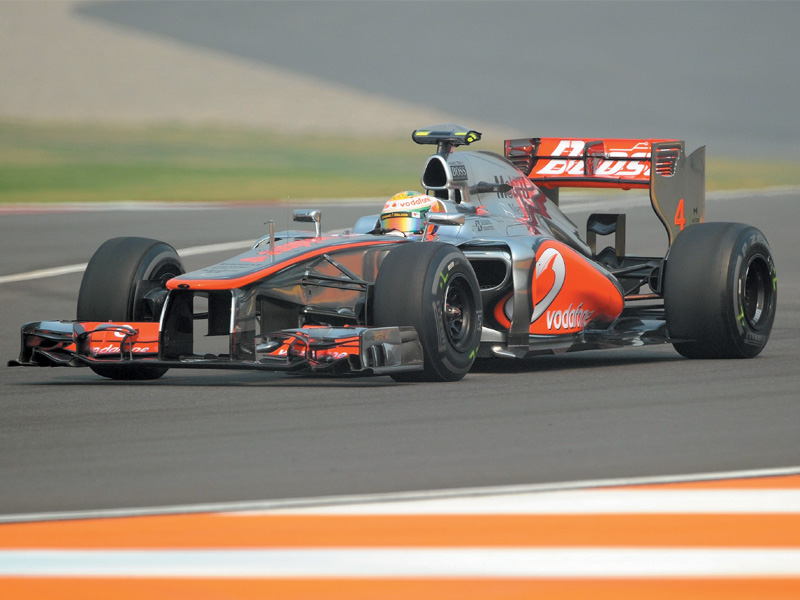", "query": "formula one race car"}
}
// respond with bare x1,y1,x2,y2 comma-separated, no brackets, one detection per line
10,125,777,382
